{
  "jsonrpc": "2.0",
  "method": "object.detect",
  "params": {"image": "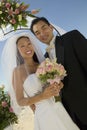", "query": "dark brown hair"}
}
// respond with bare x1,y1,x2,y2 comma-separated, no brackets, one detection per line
30,17,50,34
